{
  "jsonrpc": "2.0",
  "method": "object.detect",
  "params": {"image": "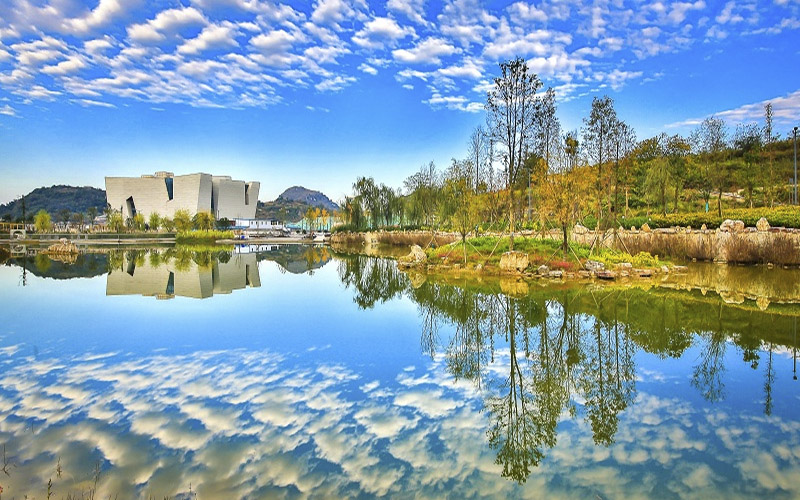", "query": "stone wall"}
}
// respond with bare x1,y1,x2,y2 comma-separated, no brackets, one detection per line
569,219,800,264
